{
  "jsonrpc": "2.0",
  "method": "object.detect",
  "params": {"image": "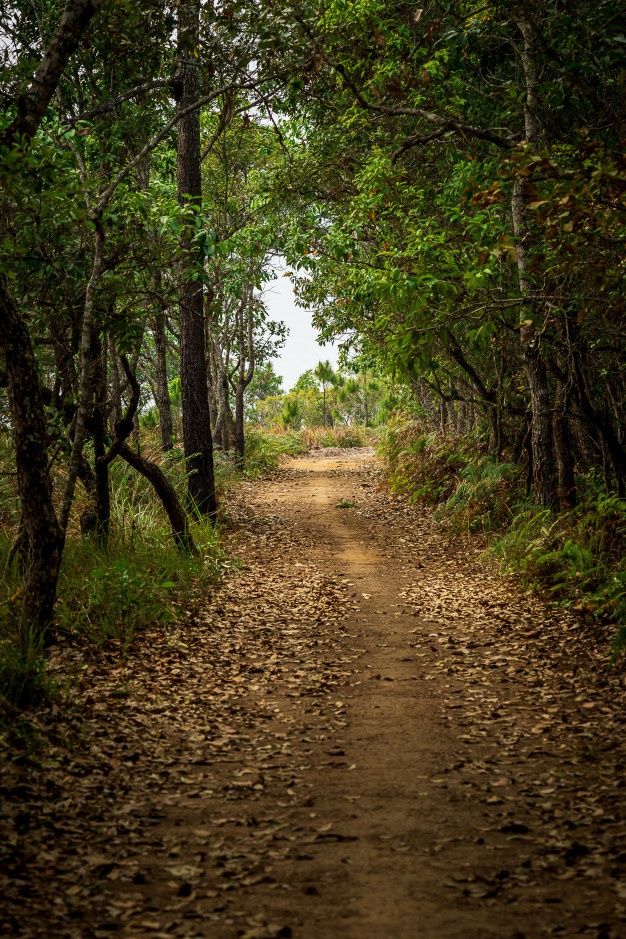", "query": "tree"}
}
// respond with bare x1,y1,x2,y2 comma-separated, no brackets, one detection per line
314,360,335,428
175,0,217,517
